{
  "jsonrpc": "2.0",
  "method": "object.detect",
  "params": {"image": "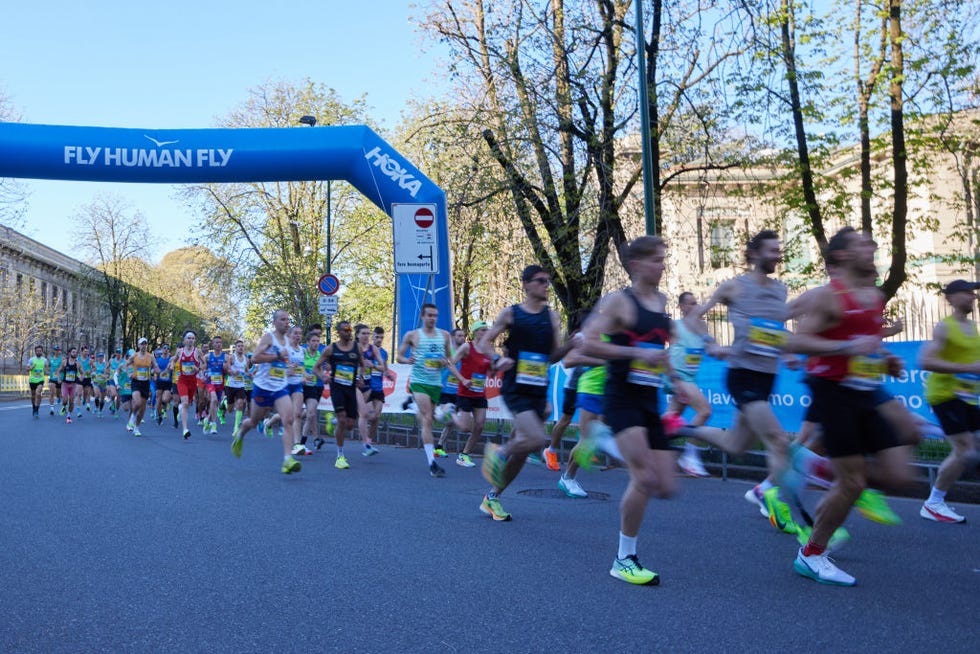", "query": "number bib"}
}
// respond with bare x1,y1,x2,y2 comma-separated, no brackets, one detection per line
232,373,245,385
684,347,704,375
746,318,787,357
209,373,223,385
516,352,548,386
469,373,487,393
268,365,286,380
841,354,884,391
627,343,664,388
334,364,355,386
424,353,443,369
954,373,980,406
181,361,196,375
135,367,149,381
64,371,76,382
